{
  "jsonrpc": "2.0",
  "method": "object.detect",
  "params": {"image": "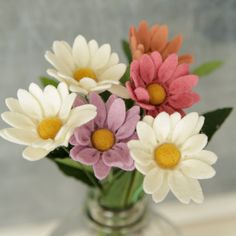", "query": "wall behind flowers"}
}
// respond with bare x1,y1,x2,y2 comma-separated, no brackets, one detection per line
0,0,235,228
